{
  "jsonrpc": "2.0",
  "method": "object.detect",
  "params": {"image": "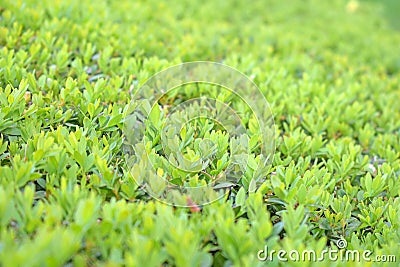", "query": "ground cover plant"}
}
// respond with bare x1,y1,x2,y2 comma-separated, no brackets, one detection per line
0,0,400,266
